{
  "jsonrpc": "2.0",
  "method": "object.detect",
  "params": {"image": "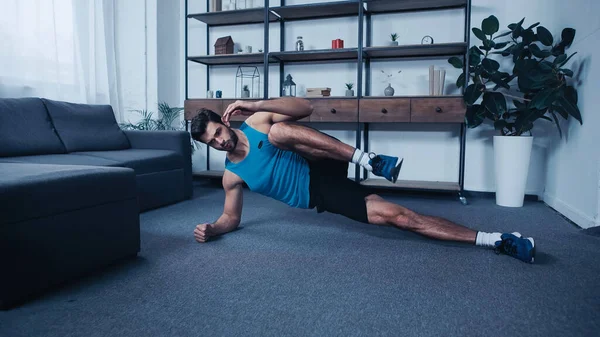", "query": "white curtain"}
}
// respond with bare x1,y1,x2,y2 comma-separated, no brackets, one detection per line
0,0,123,121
